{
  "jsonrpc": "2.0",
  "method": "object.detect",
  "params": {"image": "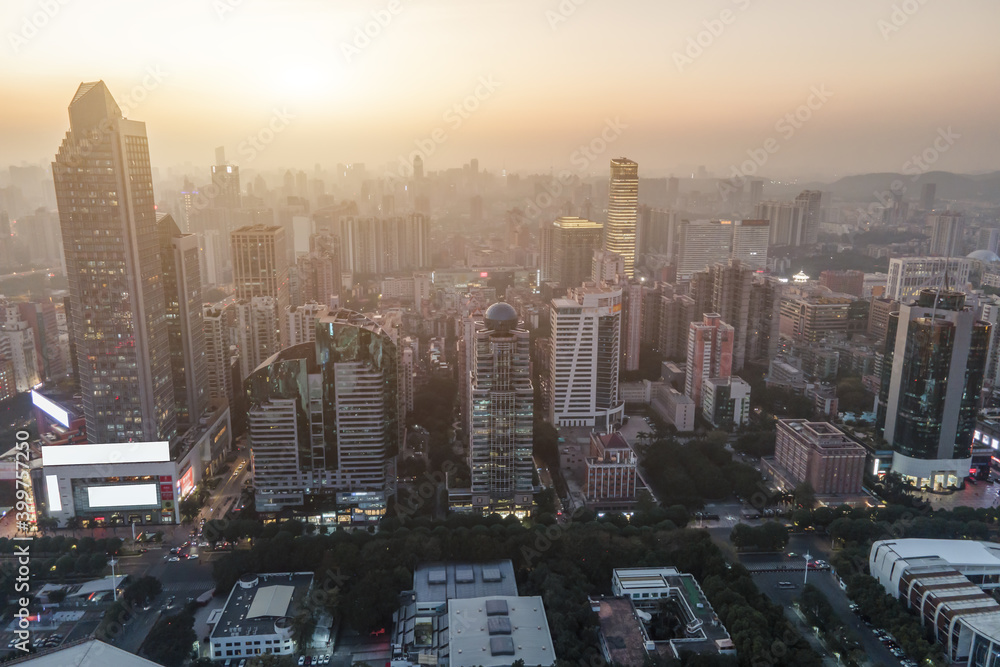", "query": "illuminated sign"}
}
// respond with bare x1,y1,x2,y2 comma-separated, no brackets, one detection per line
178,467,195,499
88,484,158,508
480,272,489,278
42,441,171,467
31,391,70,428
46,475,61,512
993,438,999,450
